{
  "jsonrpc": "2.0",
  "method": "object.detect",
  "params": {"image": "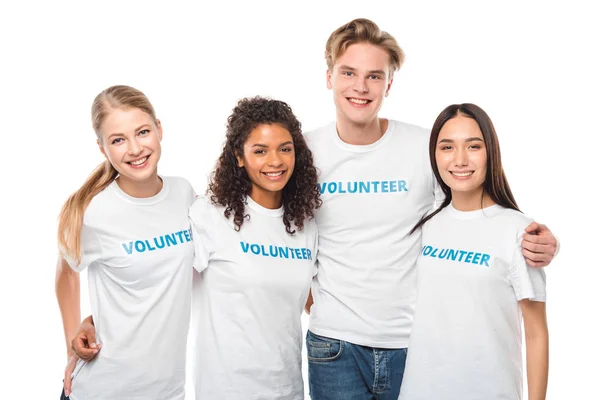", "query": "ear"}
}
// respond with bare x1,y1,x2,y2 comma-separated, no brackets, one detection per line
156,119,163,141
235,151,244,168
97,139,107,159
385,77,394,97
326,69,333,90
